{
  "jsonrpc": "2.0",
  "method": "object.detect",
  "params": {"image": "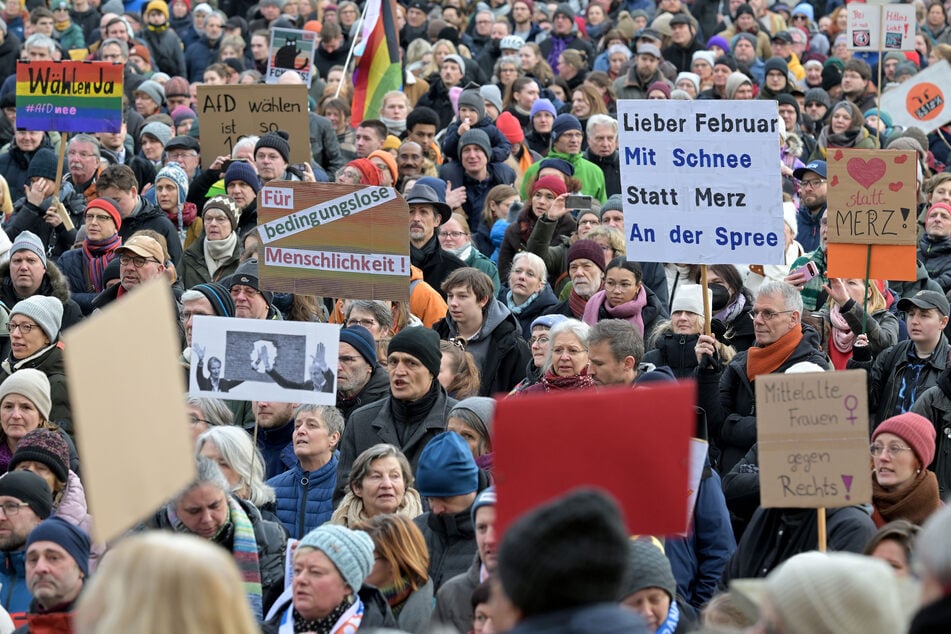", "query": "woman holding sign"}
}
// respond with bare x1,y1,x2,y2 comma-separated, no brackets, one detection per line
870,413,942,527
811,278,898,369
